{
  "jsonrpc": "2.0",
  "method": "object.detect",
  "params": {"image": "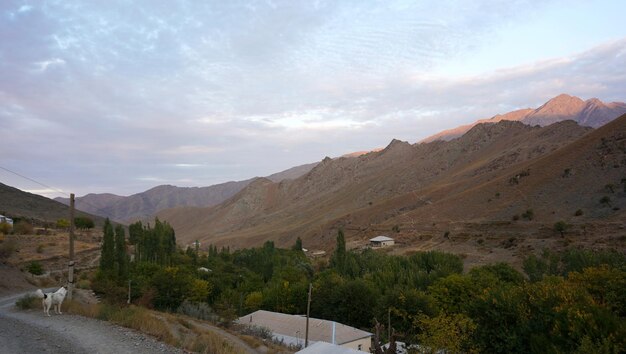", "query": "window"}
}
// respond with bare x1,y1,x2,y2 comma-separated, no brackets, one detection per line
358,344,362,350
